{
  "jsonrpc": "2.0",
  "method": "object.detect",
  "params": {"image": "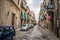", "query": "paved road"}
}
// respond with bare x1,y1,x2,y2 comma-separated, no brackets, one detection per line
14,25,59,40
